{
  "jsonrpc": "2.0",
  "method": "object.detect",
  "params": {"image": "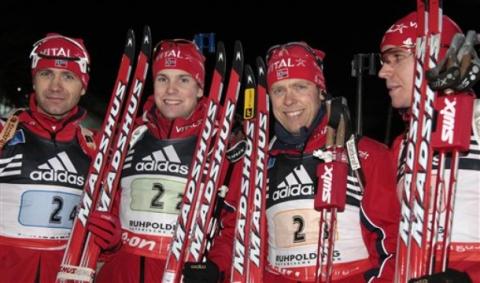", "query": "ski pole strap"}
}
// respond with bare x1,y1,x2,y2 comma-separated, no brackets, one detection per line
327,97,346,130
431,92,474,151
57,265,95,282
315,155,348,212
0,109,23,151
325,97,365,189
314,99,348,212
